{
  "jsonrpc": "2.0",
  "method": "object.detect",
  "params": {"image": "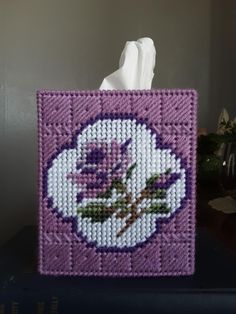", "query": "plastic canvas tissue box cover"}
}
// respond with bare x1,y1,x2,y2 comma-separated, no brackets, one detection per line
37,89,197,277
